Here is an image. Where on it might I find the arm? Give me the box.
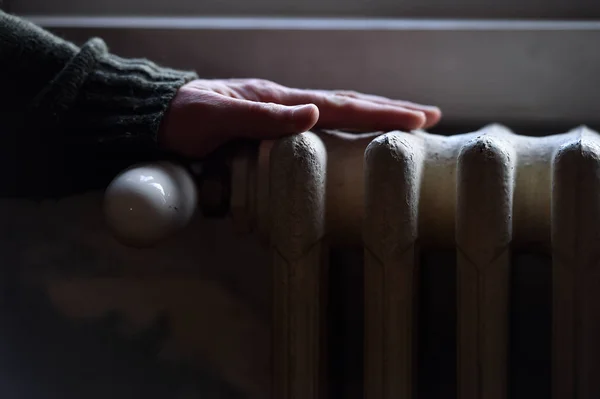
[0,11,443,199]
[0,11,197,198]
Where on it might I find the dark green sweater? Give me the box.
[0,11,198,198]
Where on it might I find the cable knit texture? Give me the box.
[0,10,198,198]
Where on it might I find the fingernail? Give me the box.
[427,106,442,117]
[291,104,319,130]
[413,110,427,128]
[291,104,316,116]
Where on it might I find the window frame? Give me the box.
[10,0,600,20]
[14,14,600,130]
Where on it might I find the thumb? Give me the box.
[159,90,320,158]
[224,99,319,140]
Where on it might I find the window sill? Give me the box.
[22,15,600,128]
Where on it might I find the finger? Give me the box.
[159,89,319,158]
[279,90,427,131]
[328,90,442,128]
[216,95,320,140]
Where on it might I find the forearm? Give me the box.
[0,11,198,198]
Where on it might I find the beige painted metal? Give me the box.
[241,125,574,250]
[456,135,515,399]
[363,133,424,399]
[106,124,600,399]
[235,125,598,399]
[268,133,328,399]
[551,129,600,399]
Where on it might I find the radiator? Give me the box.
[104,124,600,399]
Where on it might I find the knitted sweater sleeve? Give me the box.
[0,11,198,198]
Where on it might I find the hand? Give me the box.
[158,78,441,158]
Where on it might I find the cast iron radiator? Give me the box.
[104,124,600,399]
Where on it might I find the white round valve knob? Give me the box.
[103,162,198,247]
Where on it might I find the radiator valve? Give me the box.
[103,162,198,247]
